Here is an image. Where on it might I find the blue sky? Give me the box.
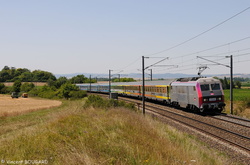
[1,0,250,77]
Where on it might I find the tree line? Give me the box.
[0,66,137,99]
[0,66,56,82]
[0,66,97,99]
[217,77,245,89]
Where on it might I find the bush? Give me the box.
[57,83,79,99]
[0,83,5,94]
[84,95,135,110]
[20,82,35,92]
[28,85,57,99]
[69,90,87,100]
[28,83,87,100]
[0,86,11,94]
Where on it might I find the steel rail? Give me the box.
[209,116,250,129]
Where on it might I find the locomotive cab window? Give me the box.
[211,83,220,90]
[200,84,209,91]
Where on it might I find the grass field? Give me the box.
[0,98,238,165]
[241,82,250,87]
[224,89,250,101]
[223,89,250,117]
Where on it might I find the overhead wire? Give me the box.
[145,6,250,57]
[114,6,250,76]
[154,38,250,73]
[170,36,250,60]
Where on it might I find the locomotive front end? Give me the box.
[198,79,226,113]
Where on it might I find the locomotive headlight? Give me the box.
[217,97,222,101]
[203,98,208,102]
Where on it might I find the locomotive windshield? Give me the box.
[211,83,220,90]
[200,83,221,91]
[200,84,209,91]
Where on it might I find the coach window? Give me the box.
[193,86,196,91]
[159,87,162,93]
[162,88,166,93]
[163,87,166,93]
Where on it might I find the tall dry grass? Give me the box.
[0,98,236,165]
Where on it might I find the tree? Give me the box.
[54,76,68,88]
[57,83,79,99]
[21,82,35,92]
[235,81,242,89]
[18,72,33,82]
[2,66,10,71]
[112,77,136,82]
[12,80,22,92]
[70,75,88,84]
[32,70,56,82]
[0,83,5,93]
[15,68,30,75]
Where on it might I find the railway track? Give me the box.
[212,114,250,128]
[89,93,250,163]
[118,96,250,151]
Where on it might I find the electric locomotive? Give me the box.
[170,77,225,113]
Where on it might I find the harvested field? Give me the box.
[0,94,62,117]
[3,82,47,86]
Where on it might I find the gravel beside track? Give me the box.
[212,114,250,127]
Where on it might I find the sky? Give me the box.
[1,0,250,77]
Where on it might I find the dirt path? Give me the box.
[0,95,62,117]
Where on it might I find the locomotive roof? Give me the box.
[173,77,220,83]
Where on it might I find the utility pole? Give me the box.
[109,70,112,98]
[227,55,233,114]
[89,75,92,93]
[142,56,145,115]
[149,69,152,81]
[142,56,169,115]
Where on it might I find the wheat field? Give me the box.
[0,94,61,117]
